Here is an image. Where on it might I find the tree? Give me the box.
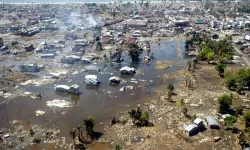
[84,116,95,140]
[128,107,149,127]
[224,72,237,90]
[182,107,188,116]
[206,52,215,61]
[216,63,226,76]
[177,98,184,106]
[139,110,149,126]
[128,43,142,62]
[218,94,232,113]
[224,116,237,126]
[243,110,250,127]
[128,109,137,124]
[114,145,122,150]
[236,105,243,116]
[69,128,77,145]
[167,83,174,93]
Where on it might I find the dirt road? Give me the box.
[234,46,250,67]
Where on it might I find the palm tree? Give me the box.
[69,128,77,145]
[84,116,95,140]
[182,107,188,116]
[128,109,137,124]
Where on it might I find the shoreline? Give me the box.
[0,1,240,5]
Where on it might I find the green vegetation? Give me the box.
[128,107,150,127]
[84,116,95,139]
[243,110,250,128]
[215,63,226,76]
[224,68,250,93]
[238,5,250,13]
[191,114,197,121]
[236,105,244,116]
[218,94,232,113]
[114,145,122,150]
[224,116,237,126]
[186,32,234,62]
[177,98,184,106]
[128,43,142,62]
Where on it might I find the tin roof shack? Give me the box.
[206,116,220,129]
[72,39,87,52]
[19,64,39,72]
[174,27,184,34]
[25,44,34,52]
[68,84,80,95]
[39,13,55,20]
[55,85,70,93]
[85,75,100,85]
[132,30,141,37]
[27,18,39,26]
[61,55,81,64]
[64,32,78,40]
[81,56,92,64]
[126,19,147,29]
[40,53,55,58]
[107,23,127,31]
[173,19,189,27]
[104,19,124,26]
[21,27,40,36]
[193,118,205,131]
[183,124,198,136]
[120,66,136,75]
[245,35,250,41]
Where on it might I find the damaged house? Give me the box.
[19,64,39,72]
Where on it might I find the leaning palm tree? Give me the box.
[69,128,77,145]
[84,116,95,140]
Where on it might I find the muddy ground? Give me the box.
[101,62,248,150]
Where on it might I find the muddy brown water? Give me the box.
[0,40,189,148]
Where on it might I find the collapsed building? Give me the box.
[19,64,39,72]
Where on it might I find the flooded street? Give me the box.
[0,40,187,142]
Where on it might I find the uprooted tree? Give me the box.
[84,116,95,140]
[128,107,149,127]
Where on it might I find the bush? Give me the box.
[216,63,226,74]
[236,105,243,116]
[218,94,232,113]
[224,116,237,126]
[177,99,184,106]
[243,110,250,127]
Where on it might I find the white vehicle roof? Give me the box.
[85,75,98,80]
[55,85,70,90]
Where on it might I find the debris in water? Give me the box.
[120,86,125,92]
[46,99,72,108]
[35,110,45,116]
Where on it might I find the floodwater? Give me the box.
[0,40,188,148]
